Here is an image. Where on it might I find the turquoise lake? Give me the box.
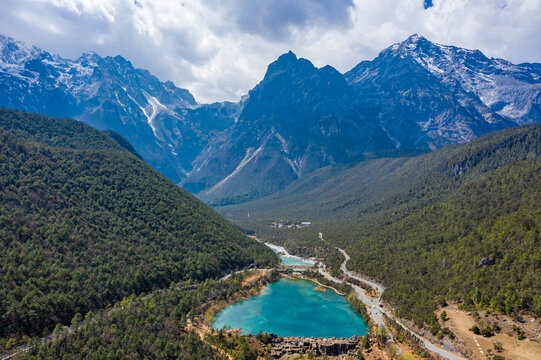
[271,248,312,266]
[213,278,368,338]
[280,256,312,266]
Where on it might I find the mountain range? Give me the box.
[0,34,238,184]
[1,34,540,204]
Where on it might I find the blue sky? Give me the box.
[0,0,539,103]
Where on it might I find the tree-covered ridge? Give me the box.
[0,109,277,341]
[348,160,541,328]
[0,108,139,155]
[16,276,267,360]
[219,124,541,246]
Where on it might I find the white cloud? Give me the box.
[0,0,539,103]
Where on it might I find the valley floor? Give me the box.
[264,240,464,359]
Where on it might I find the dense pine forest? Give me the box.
[16,273,278,360]
[349,159,541,329]
[0,109,277,344]
[219,124,541,329]
[1,107,539,356]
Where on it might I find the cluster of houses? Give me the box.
[270,219,311,229]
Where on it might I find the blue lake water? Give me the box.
[271,248,312,266]
[280,256,312,266]
[213,278,368,338]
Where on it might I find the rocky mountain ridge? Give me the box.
[1,34,539,203]
[188,36,540,204]
[183,51,394,201]
[0,34,236,184]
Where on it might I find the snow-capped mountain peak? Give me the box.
[1,33,540,204]
[0,34,221,184]
[0,34,42,65]
[348,34,541,127]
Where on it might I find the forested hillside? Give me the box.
[18,276,267,360]
[349,159,541,329]
[0,109,276,342]
[218,124,541,328]
[220,125,541,243]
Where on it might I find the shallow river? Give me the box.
[213,278,368,338]
[280,256,312,266]
[270,247,313,266]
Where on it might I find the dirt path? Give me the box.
[438,305,541,360]
[241,270,268,286]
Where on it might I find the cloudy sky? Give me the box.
[1,0,540,103]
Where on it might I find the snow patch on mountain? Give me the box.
[285,157,301,177]
[0,33,202,184]
[205,144,264,194]
[274,131,289,153]
[142,92,169,139]
[384,34,541,125]
[0,35,41,64]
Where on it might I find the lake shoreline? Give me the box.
[262,241,346,296]
[212,276,368,339]
[264,242,316,265]
[201,270,281,328]
[301,275,346,296]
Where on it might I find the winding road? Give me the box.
[311,232,465,360]
[321,241,466,360]
[5,242,466,360]
[337,248,386,327]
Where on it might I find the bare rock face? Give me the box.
[1,33,539,202]
[345,34,540,151]
[266,334,359,358]
[187,36,540,205]
[0,34,237,185]
[184,51,395,204]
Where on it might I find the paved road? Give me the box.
[2,343,38,360]
[336,248,387,328]
[219,264,257,281]
[338,249,385,295]
[316,263,386,328]
[5,246,465,360]
[224,241,466,360]
[391,316,466,360]
[1,332,57,360]
[0,281,214,360]
[331,243,466,360]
